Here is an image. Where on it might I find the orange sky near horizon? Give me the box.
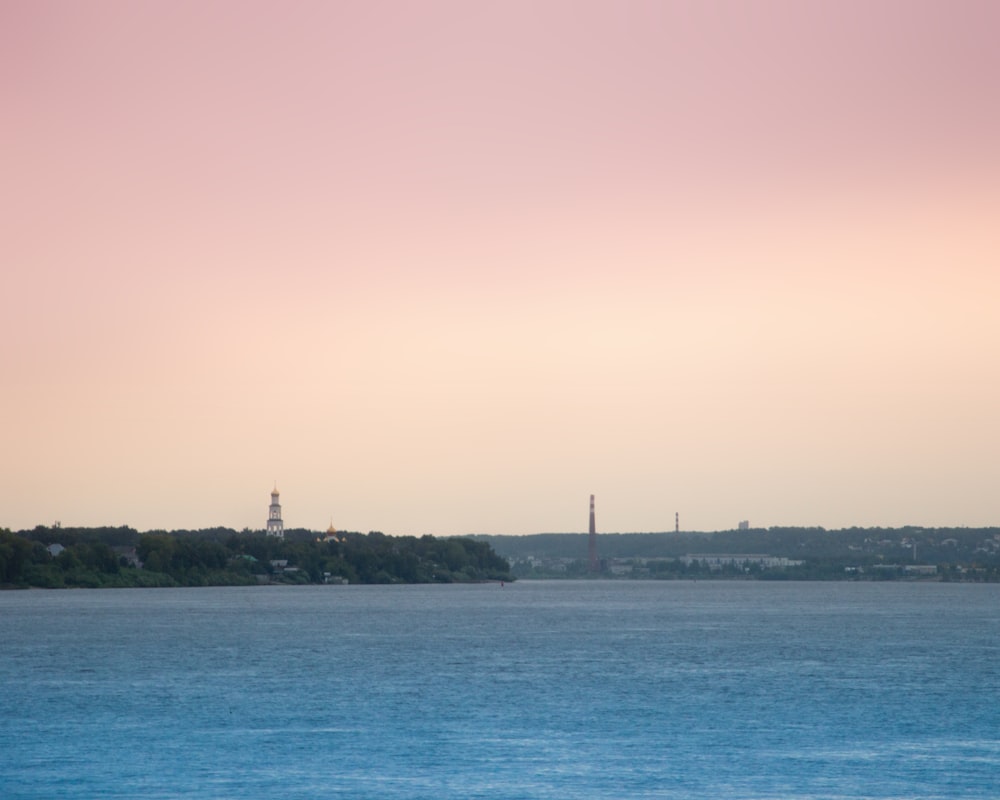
[3,1,999,535]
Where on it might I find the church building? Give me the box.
[266,485,284,538]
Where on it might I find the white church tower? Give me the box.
[266,485,284,538]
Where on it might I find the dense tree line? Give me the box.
[478,527,1000,561]
[0,526,512,589]
[6,524,998,587]
[477,527,1000,581]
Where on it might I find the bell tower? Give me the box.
[267,485,284,538]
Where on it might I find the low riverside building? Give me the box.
[869,564,938,576]
[112,546,142,568]
[681,554,804,570]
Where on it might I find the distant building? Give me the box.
[738,520,750,531]
[112,546,142,568]
[46,543,65,557]
[266,485,284,538]
[320,521,340,543]
[871,564,938,576]
[681,554,803,570]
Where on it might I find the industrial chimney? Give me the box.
[588,494,598,573]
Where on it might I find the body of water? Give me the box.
[1,580,998,798]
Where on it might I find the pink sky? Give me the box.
[3,1,999,535]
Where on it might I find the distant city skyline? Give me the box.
[3,2,999,536]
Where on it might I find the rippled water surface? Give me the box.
[2,581,998,798]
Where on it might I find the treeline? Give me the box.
[0,526,513,589]
[476,527,1000,581]
[477,527,1000,563]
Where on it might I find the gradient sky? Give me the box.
[3,1,999,536]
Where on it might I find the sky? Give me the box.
[3,1,999,536]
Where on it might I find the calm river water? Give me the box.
[1,581,998,799]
